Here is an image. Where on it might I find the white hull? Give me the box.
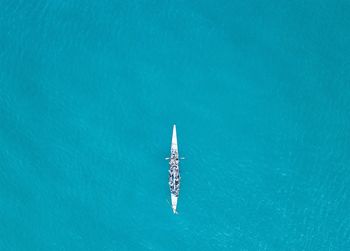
[172,125,178,150]
[171,194,178,214]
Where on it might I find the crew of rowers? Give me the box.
[169,150,180,196]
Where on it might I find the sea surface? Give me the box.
[1,1,350,250]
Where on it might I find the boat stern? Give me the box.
[171,194,178,214]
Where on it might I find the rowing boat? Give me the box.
[168,124,180,214]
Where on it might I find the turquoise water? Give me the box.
[1,1,350,250]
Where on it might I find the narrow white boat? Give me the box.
[168,124,180,214]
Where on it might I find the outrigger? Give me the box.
[166,125,181,214]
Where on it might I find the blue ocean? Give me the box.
[1,1,349,250]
